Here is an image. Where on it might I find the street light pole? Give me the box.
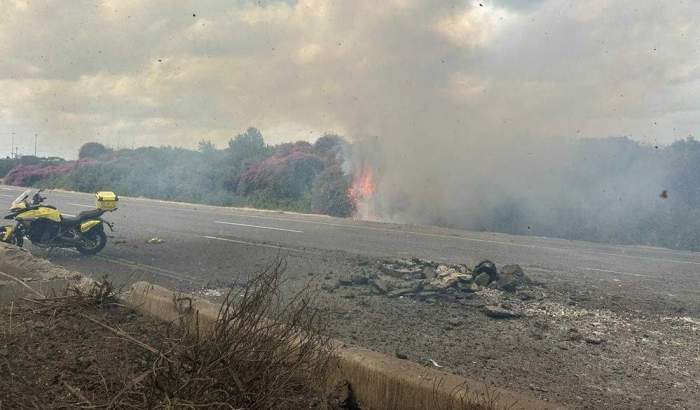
[34,134,38,157]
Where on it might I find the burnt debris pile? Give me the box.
[331,258,533,301]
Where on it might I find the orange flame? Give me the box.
[348,165,377,220]
[349,166,376,201]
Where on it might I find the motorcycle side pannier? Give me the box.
[96,191,119,210]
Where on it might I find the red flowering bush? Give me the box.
[239,146,324,200]
[4,160,94,187]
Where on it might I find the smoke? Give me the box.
[1,1,699,237]
[349,133,669,240]
[330,0,700,234]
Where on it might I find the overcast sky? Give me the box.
[0,0,698,158]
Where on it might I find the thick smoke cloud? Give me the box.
[1,0,699,233]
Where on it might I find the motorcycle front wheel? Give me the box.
[77,230,107,255]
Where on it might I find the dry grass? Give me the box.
[138,258,336,409]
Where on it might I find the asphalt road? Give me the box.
[2,184,699,314]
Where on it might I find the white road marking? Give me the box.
[214,221,303,233]
[526,265,652,279]
[584,267,650,278]
[69,203,94,208]
[202,235,303,252]
[61,248,198,284]
[61,213,76,217]
[96,254,197,283]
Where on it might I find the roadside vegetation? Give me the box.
[1,128,355,216]
[5,131,700,251]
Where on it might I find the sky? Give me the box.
[0,0,698,158]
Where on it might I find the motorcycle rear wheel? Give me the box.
[77,230,107,255]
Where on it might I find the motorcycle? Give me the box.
[1,189,118,255]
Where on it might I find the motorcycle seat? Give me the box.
[62,209,104,225]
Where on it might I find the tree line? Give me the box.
[1,128,354,216]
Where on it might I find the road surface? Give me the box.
[3,184,700,408]
[0,184,698,313]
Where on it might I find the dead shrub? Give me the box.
[136,258,335,409]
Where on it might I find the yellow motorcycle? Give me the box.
[1,189,118,255]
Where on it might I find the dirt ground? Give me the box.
[304,257,700,410]
[0,295,175,408]
[0,293,345,409]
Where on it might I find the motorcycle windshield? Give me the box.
[11,189,31,209]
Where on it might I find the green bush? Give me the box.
[0,158,18,177]
[78,142,113,159]
[311,165,354,217]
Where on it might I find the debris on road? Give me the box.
[483,305,522,319]
[147,237,165,244]
[474,272,491,287]
[584,335,605,345]
[530,384,549,393]
[428,358,444,368]
[497,264,528,292]
[333,258,533,304]
[327,257,539,323]
[379,261,423,279]
[474,260,499,281]
[566,327,583,341]
[197,288,225,297]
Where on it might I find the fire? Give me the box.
[349,166,376,201]
[348,165,378,220]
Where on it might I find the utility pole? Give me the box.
[34,134,38,157]
[10,132,14,159]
